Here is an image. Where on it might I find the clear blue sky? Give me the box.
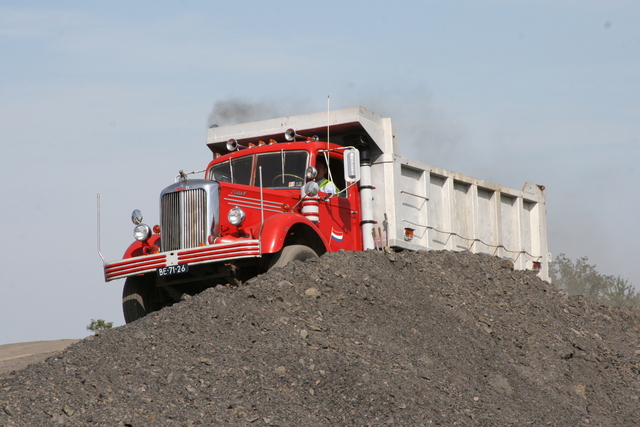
[1,1,638,344]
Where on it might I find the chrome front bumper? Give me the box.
[104,239,261,282]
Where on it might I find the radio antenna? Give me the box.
[325,96,333,182]
[97,193,105,265]
[326,95,330,150]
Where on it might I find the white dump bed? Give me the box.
[371,154,549,280]
[206,106,550,280]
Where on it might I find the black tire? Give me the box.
[122,276,171,324]
[268,245,318,270]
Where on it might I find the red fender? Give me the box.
[122,234,162,258]
[258,213,329,255]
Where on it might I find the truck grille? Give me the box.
[161,189,207,251]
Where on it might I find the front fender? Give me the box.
[122,234,162,258]
[259,213,329,255]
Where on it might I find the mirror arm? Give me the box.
[290,190,315,212]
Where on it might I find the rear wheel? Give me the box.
[122,276,172,324]
[268,245,318,269]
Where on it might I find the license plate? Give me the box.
[157,264,189,277]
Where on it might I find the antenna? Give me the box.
[97,193,105,265]
[327,96,330,150]
[325,96,332,182]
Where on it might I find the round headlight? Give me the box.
[134,224,152,241]
[228,207,246,226]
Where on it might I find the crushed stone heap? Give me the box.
[2,250,640,426]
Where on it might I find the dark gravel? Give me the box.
[2,250,640,426]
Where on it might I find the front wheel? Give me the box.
[268,245,318,270]
[122,276,172,324]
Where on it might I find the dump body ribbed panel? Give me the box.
[161,189,207,252]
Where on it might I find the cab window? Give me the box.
[258,151,308,189]
[208,156,253,185]
[319,156,347,197]
[208,150,308,189]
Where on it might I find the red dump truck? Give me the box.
[100,106,549,323]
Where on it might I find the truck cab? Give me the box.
[105,131,362,323]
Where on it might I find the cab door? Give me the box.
[316,155,362,251]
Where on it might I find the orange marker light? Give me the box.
[404,228,414,241]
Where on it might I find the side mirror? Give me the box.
[131,209,143,225]
[301,181,319,198]
[344,148,360,183]
[306,165,318,180]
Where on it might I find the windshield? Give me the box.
[258,151,308,188]
[208,150,308,189]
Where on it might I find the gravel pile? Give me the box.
[2,250,640,426]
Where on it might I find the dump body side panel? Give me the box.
[370,154,549,281]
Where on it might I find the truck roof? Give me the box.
[206,106,398,156]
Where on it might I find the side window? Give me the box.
[231,156,253,185]
[321,156,347,197]
[208,156,253,185]
[209,162,231,183]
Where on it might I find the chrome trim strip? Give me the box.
[226,202,282,213]
[224,196,283,209]
[225,194,283,206]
